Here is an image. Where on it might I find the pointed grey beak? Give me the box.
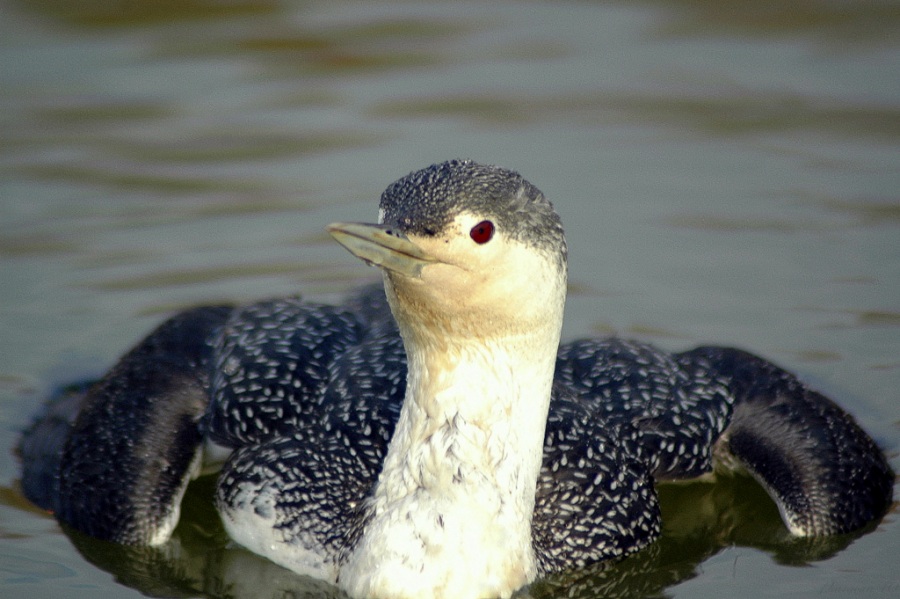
[327,222,438,278]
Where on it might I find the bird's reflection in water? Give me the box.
[63,472,863,599]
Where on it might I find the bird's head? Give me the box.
[328,160,567,346]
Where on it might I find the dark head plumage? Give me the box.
[378,160,567,264]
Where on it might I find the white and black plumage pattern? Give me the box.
[210,289,673,576]
[18,160,894,597]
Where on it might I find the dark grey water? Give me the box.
[1,1,897,598]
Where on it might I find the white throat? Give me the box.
[339,281,563,599]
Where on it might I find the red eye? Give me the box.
[469,220,495,244]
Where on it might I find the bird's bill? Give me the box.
[327,222,438,278]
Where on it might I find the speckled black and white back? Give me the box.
[207,289,891,573]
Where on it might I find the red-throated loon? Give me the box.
[19,160,894,599]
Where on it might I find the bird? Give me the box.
[18,160,894,599]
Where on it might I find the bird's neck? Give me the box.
[340,314,561,599]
